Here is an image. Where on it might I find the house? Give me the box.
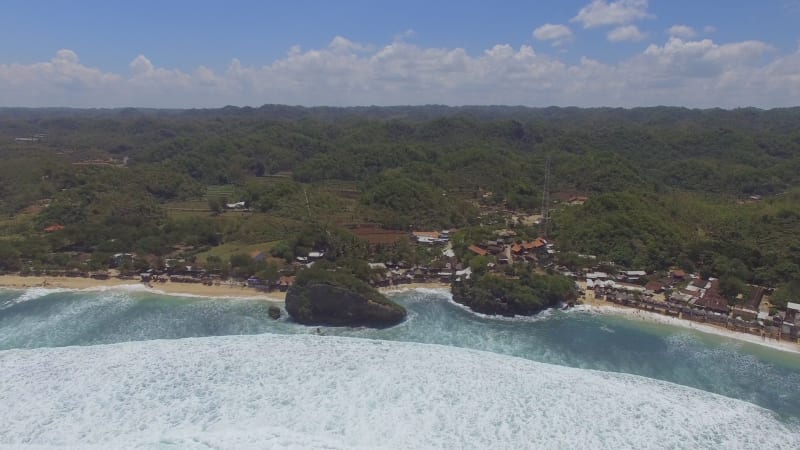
[90,270,110,280]
[412,231,441,243]
[225,201,247,209]
[110,253,135,268]
[437,271,453,282]
[670,291,697,304]
[690,278,712,290]
[731,307,758,321]
[495,229,517,238]
[746,286,765,310]
[694,279,730,314]
[486,243,504,255]
[468,245,488,256]
[247,277,267,288]
[644,280,664,293]
[585,272,610,280]
[568,195,589,206]
[624,270,647,281]
[613,282,647,293]
[671,269,686,280]
[308,251,325,260]
[278,276,295,292]
[455,267,472,281]
[786,303,800,339]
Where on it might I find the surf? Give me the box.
[1,333,798,449]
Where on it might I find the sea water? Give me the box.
[1,287,799,448]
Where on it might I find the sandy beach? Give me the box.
[575,284,800,353]
[0,275,286,302]
[0,275,449,303]
[2,274,797,353]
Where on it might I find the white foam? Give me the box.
[582,304,800,354]
[1,334,797,449]
[78,283,152,293]
[142,286,284,303]
[383,286,451,297]
[2,284,283,304]
[0,287,70,310]
[445,295,559,323]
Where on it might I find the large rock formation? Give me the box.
[451,273,576,317]
[286,280,406,327]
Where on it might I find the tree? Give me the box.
[771,281,800,310]
[469,255,493,276]
[0,241,21,271]
[719,275,745,305]
[208,198,223,215]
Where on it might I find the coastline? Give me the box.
[0,275,449,303]
[578,303,800,354]
[2,275,798,354]
[379,282,451,294]
[576,286,800,354]
[0,275,286,303]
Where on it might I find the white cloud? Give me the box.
[668,25,697,39]
[0,37,796,108]
[608,25,647,42]
[572,0,651,28]
[129,55,154,74]
[533,24,573,46]
[703,25,716,34]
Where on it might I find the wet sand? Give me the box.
[0,275,285,302]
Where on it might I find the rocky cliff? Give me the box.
[286,282,406,327]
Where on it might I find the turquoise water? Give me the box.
[2,287,799,421]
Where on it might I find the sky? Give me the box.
[1,0,799,108]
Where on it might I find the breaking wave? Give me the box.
[1,334,798,449]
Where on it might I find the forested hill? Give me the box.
[3,105,800,199]
[1,105,799,291]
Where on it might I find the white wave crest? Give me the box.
[445,296,559,323]
[1,334,797,449]
[0,287,70,309]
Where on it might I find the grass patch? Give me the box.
[204,185,236,200]
[195,241,281,263]
[164,200,210,211]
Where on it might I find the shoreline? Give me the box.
[576,287,800,354]
[0,275,286,303]
[577,303,800,354]
[2,275,798,354]
[0,275,449,304]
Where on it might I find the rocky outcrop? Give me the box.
[268,305,281,320]
[285,282,406,327]
[451,274,576,317]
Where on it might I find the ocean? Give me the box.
[1,286,799,448]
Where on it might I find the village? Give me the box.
[9,198,799,346]
[4,183,799,345]
[121,219,799,345]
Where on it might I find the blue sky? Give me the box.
[1,0,799,107]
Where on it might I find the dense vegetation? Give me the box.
[452,272,577,316]
[294,264,389,305]
[287,264,406,326]
[1,105,799,298]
